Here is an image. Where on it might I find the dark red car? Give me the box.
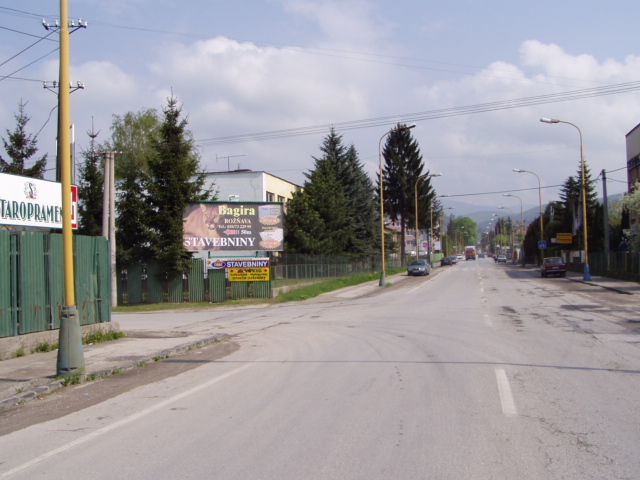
[540,257,566,277]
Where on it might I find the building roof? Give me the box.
[202,169,301,188]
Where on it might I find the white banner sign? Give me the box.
[0,173,77,229]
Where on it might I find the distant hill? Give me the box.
[443,193,626,235]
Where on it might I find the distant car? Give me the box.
[456,254,464,261]
[541,257,566,277]
[449,256,458,265]
[408,259,431,276]
[496,254,507,263]
[478,253,485,258]
[441,256,454,266]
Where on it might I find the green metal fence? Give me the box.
[0,231,112,338]
[118,259,274,305]
[117,253,395,305]
[580,250,640,281]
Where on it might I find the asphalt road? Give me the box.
[0,259,639,479]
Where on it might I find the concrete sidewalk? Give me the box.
[1,268,637,409]
[0,319,227,409]
[564,270,640,295]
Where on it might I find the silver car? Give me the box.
[407,259,431,276]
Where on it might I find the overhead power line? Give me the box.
[196,80,640,146]
[0,28,56,69]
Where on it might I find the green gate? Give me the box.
[0,231,111,338]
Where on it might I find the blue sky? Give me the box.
[1,0,640,213]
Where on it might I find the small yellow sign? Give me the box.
[228,268,270,282]
[556,233,573,244]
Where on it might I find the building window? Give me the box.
[266,192,275,202]
[277,195,285,203]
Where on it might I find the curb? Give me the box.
[0,333,228,410]
[565,276,633,295]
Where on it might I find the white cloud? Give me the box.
[282,0,386,48]
[5,2,639,207]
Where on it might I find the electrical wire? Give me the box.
[195,80,640,146]
[0,24,57,41]
[0,48,58,83]
[0,28,56,69]
[441,184,563,199]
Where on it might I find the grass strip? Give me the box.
[113,267,406,312]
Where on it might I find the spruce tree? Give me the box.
[76,128,104,236]
[285,157,351,255]
[342,144,380,257]
[0,101,47,178]
[284,128,379,257]
[557,176,581,239]
[580,162,604,253]
[557,163,603,253]
[381,123,433,261]
[116,159,153,266]
[285,173,350,255]
[145,95,211,278]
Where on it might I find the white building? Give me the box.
[202,170,301,204]
[626,123,640,227]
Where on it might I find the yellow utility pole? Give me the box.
[56,0,84,376]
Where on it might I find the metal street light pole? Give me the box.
[503,193,525,266]
[415,173,442,262]
[438,205,455,257]
[498,206,515,262]
[379,124,416,286]
[513,168,544,262]
[540,117,591,280]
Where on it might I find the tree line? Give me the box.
[4,98,638,273]
[488,162,632,263]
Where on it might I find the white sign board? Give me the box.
[0,173,77,229]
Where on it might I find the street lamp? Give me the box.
[503,193,525,266]
[379,123,416,286]
[513,168,544,261]
[540,117,590,280]
[498,206,514,262]
[440,206,455,256]
[415,173,442,261]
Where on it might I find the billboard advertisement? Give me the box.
[183,201,283,252]
[0,172,78,229]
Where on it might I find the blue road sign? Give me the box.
[538,240,547,249]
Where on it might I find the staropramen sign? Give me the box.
[0,172,78,229]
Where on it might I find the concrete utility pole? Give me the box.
[101,151,118,308]
[602,169,610,268]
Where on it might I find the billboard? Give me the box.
[0,172,78,229]
[183,201,283,252]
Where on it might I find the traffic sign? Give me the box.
[556,233,573,244]
[538,240,547,249]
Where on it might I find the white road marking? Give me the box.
[0,364,253,479]
[484,314,493,327]
[495,368,518,417]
